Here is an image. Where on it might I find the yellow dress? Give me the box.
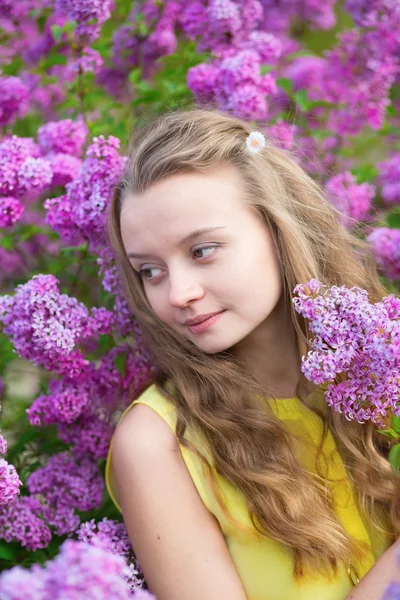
[105,384,392,600]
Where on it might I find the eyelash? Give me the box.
[138,244,221,281]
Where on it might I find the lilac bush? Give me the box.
[0,0,400,594]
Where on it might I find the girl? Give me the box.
[105,108,400,600]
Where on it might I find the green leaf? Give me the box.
[0,540,17,561]
[276,77,294,94]
[51,24,63,42]
[295,89,310,111]
[389,443,400,473]
[392,415,400,435]
[386,211,400,229]
[260,65,274,74]
[114,352,127,376]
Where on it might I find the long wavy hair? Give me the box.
[108,107,400,578]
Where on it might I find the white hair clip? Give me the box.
[246,131,266,154]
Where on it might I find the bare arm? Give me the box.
[345,539,400,600]
[111,403,248,600]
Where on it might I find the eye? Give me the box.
[192,245,219,259]
[139,266,163,281]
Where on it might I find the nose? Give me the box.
[168,268,204,308]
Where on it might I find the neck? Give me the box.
[232,294,304,399]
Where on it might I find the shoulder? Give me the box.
[112,384,179,465]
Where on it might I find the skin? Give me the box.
[115,164,399,599]
[120,163,301,398]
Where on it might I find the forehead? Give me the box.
[120,165,249,247]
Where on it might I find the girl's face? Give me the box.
[120,164,282,354]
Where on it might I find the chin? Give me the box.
[191,335,242,355]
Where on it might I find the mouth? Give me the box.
[185,310,226,334]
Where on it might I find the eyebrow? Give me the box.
[127,226,227,260]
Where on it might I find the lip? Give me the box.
[183,311,223,326]
[184,310,225,334]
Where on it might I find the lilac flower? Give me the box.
[46,153,82,187]
[0,434,7,454]
[0,539,156,600]
[0,274,115,378]
[179,2,208,39]
[77,518,146,590]
[0,459,22,506]
[367,228,400,282]
[325,172,375,227]
[112,25,140,70]
[45,136,126,252]
[187,63,219,103]
[384,582,400,600]
[293,279,400,426]
[27,452,104,523]
[37,119,88,157]
[0,495,52,551]
[0,76,29,126]
[16,157,53,197]
[27,378,90,426]
[55,0,113,42]
[378,153,400,206]
[207,0,242,37]
[0,136,40,196]
[58,414,114,460]
[0,196,24,228]
[69,48,104,75]
[269,120,298,150]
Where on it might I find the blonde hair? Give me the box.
[108,107,399,578]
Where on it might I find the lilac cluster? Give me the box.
[0,433,7,454]
[68,47,104,75]
[378,153,400,206]
[0,76,30,126]
[77,518,146,590]
[44,135,126,252]
[0,136,51,201]
[0,495,52,551]
[55,0,113,42]
[259,0,337,33]
[0,459,22,506]
[325,171,375,228]
[0,196,24,228]
[367,228,400,282]
[0,274,115,378]
[37,119,87,157]
[293,279,400,426]
[184,0,282,120]
[0,539,156,600]
[26,452,104,536]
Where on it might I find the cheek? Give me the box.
[144,287,174,324]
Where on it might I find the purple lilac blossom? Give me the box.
[55,0,113,42]
[46,153,82,187]
[378,153,400,206]
[384,582,400,600]
[0,433,7,454]
[268,120,298,150]
[0,539,157,600]
[0,196,24,228]
[0,495,52,551]
[26,452,104,522]
[0,76,29,126]
[325,172,375,227]
[0,136,40,196]
[0,459,22,506]
[37,119,88,157]
[293,279,400,425]
[68,48,104,75]
[77,518,146,590]
[45,136,125,252]
[367,228,400,282]
[16,157,53,198]
[0,274,115,378]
